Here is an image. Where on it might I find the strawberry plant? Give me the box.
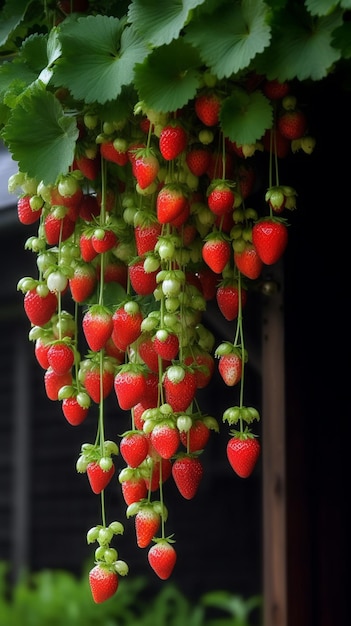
[0,0,349,605]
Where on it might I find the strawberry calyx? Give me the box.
[206,178,236,195]
[126,498,167,521]
[215,341,248,363]
[76,440,119,473]
[223,406,260,426]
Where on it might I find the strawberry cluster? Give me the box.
[12,75,314,602]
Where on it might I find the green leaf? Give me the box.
[305,0,351,15]
[0,59,38,100]
[185,0,271,79]
[52,15,149,104]
[332,22,351,58]
[133,39,202,112]
[255,9,344,81]
[0,0,31,47]
[127,0,206,46]
[220,88,273,144]
[1,82,79,184]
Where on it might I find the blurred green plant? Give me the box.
[0,561,262,626]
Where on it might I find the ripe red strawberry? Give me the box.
[207,181,235,216]
[237,164,256,199]
[83,360,115,403]
[78,193,101,221]
[89,564,118,604]
[172,454,203,499]
[262,79,290,100]
[153,331,179,361]
[163,365,197,412]
[196,267,219,300]
[82,305,113,351]
[120,431,149,468]
[34,336,52,369]
[218,353,242,386]
[142,371,159,407]
[134,222,162,255]
[47,341,75,375]
[180,419,210,452]
[202,234,231,274]
[74,154,100,180]
[44,211,75,244]
[69,262,97,303]
[128,258,158,296]
[104,337,125,364]
[50,184,83,210]
[134,506,161,548]
[183,350,214,389]
[148,540,177,580]
[44,367,73,401]
[133,149,160,189]
[62,396,89,426]
[91,228,118,253]
[252,218,288,265]
[234,243,263,279]
[159,123,187,160]
[186,146,211,176]
[100,140,129,166]
[121,474,148,505]
[79,232,98,262]
[195,91,221,126]
[216,281,247,321]
[114,364,147,410]
[86,461,115,494]
[150,423,180,460]
[278,109,307,140]
[156,183,188,224]
[17,195,42,225]
[111,303,143,351]
[24,287,58,326]
[144,456,172,491]
[58,0,89,15]
[226,433,260,478]
[97,258,128,288]
[137,333,171,374]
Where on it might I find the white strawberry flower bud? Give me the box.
[46,270,68,294]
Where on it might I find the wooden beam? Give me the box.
[261,263,287,626]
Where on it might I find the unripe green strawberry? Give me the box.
[172,454,203,499]
[148,539,177,580]
[89,564,118,604]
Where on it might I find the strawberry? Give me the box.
[150,423,180,460]
[262,79,290,100]
[183,349,214,389]
[79,232,98,262]
[34,336,52,369]
[128,258,158,296]
[58,0,89,14]
[114,364,147,410]
[91,228,118,253]
[179,419,210,452]
[134,222,162,256]
[133,148,160,189]
[207,180,235,216]
[69,262,97,303]
[44,367,73,401]
[97,258,128,288]
[218,352,242,386]
[172,454,203,499]
[163,365,197,412]
[237,164,256,199]
[133,402,147,430]
[62,396,89,426]
[100,140,129,166]
[159,123,187,160]
[111,303,143,351]
[278,109,307,140]
[78,193,101,221]
[120,431,149,468]
[121,473,148,505]
[143,456,172,491]
[134,506,161,548]
[142,371,159,407]
[185,146,211,176]
[196,267,219,300]
[17,194,42,225]
[226,433,260,478]
[252,218,288,265]
[104,337,125,364]
[148,539,177,580]
[24,287,58,326]
[195,91,221,126]
[50,184,83,210]
[47,341,75,375]
[89,564,118,604]
[82,305,113,351]
[202,233,231,274]
[82,359,115,403]
[234,243,263,279]
[74,154,100,181]
[43,211,75,245]
[153,331,179,361]
[216,280,247,321]
[86,461,115,494]
[137,333,161,373]
[156,183,188,224]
